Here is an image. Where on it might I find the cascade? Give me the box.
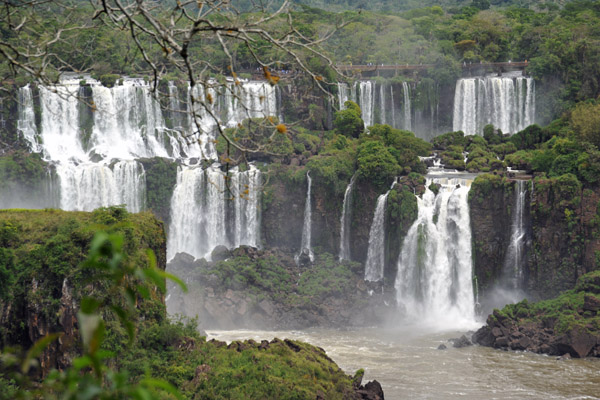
[295,172,314,264]
[15,77,277,216]
[402,82,412,132]
[338,173,357,262]
[502,180,528,289]
[453,72,535,135]
[395,177,475,326]
[337,81,414,131]
[358,81,375,127]
[364,178,397,282]
[167,164,262,261]
[17,84,41,152]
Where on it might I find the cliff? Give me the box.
[469,173,600,314]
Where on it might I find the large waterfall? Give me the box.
[15,77,276,259]
[167,165,262,261]
[295,172,314,264]
[395,177,475,327]
[364,179,397,282]
[337,81,412,131]
[503,180,529,289]
[453,72,535,136]
[339,173,356,262]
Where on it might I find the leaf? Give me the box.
[141,378,183,400]
[80,297,102,314]
[110,305,136,344]
[22,333,62,374]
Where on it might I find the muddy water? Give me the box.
[208,327,600,400]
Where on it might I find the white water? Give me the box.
[17,85,41,152]
[295,172,314,264]
[402,82,412,132]
[339,173,357,262]
[395,177,475,328]
[168,164,262,261]
[453,72,535,135]
[337,81,413,132]
[16,77,275,224]
[364,178,397,282]
[503,180,528,289]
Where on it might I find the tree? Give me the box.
[334,100,364,138]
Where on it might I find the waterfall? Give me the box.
[395,177,475,327]
[15,77,277,216]
[295,172,314,264]
[402,82,412,132]
[339,173,357,262]
[503,180,528,289]
[453,72,535,135]
[390,85,397,129]
[379,84,387,126]
[359,81,375,128]
[364,178,397,282]
[17,85,41,153]
[167,164,262,261]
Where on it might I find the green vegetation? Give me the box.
[197,251,364,309]
[0,210,364,399]
[493,270,600,335]
[140,157,178,223]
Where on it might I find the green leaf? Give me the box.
[141,377,183,400]
[22,333,62,374]
[80,297,102,314]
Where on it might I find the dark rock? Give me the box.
[258,340,270,350]
[284,339,302,352]
[450,335,472,348]
[296,248,313,266]
[211,245,231,262]
[437,344,447,350]
[583,294,600,312]
[557,353,571,361]
[356,380,385,400]
[495,336,509,347]
[472,326,494,347]
[552,327,597,358]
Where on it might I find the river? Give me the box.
[208,327,600,400]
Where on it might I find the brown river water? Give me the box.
[209,327,600,400]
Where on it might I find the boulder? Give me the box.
[437,344,447,350]
[356,380,385,400]
[450,335,472,348]
[583,294,600,312]
[211,245,231,262]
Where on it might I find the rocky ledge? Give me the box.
[167,246,393,329]
[472,271,600,358]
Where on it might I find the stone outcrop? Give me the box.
[166,247,394,329]
[472,271,600,358]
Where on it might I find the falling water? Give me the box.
[16,78,277,215]
[17,85,41,153]
[402,82,412,132]
[364,178,397,282]
[503,180,528,289]
[339,173,357,262]
[168,164,262,261]
[295,172,314,264]
[395,177,475,327]
[359,81,375,128]
[453,72,535,135]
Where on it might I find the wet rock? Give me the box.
[356,380,385,400]
[211,245,231,262]
[296,248,313,267]
[450,335,472,348]
[557,353,571,360]
[437,344,447,350]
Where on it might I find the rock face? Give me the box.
[469,174,600,311]
[166,246,393,329]
[472,271,600,358]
